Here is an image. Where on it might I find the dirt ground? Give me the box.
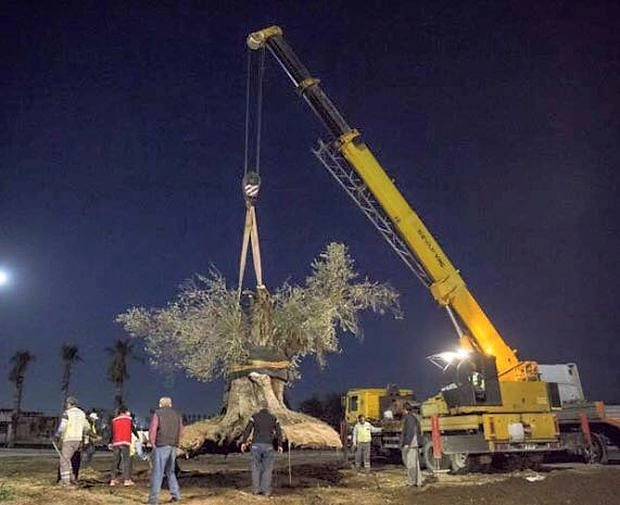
[0,450,619,505]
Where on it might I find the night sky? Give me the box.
[1,0,619,420]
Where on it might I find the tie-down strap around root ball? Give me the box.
[228,359,291,381]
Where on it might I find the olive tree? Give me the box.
[117,242,399,454]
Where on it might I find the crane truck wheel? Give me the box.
[449,452,471,474]
[422,441,450,471]
[492,453,524,472]
[587,433,609,465]
[522,453,543,471]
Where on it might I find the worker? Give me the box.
[134,428,151,462]
[147,396,183,505]
[352,414,380,472]
[55,410,99,483]
[109,405,135,486]
[400,402,423,486]
[54,396,90,487]
[240,407,284,497]
[81,411,100,467]
[126,412,143,477]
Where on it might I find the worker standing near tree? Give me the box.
[352,414,378,472]
[147,396,183,505]
[400,402,423,486]
[109,405,135,486]
[54,396,89,487]
[240,407,283,497]
[81,412,100,467]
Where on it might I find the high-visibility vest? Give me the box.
[353,422,373,444]
[62,407,87,443]
[83,420,97,445]
[130,432,138,456]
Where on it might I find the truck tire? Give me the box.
[449,452,471,474]
[422,440,450,471]
[492,453,524,471]
[522,453,543,471]
[588,433,609,464]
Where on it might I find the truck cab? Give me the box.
[342,386,415,460]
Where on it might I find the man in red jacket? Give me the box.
[110,405,135,486]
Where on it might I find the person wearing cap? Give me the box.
[400,402,423,486]
[54,396,89,486]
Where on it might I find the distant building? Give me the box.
[0,409,59,445]
[184,413,213,423]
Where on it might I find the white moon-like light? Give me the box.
[0,270,9,286]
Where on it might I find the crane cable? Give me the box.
[238,47,266,297]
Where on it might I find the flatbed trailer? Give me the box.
[554,402,620,463]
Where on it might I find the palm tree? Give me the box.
[105,339,142,410]
[7,351,35,447]
[60,344,82,408]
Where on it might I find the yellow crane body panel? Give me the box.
[482,412,558,442]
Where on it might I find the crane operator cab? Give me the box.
[434,352,502,409]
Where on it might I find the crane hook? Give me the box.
[242,171,261,202]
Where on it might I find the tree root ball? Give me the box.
[180,372,342,455]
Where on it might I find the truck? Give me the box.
[246,26,619,471]
[340,366,620,468]
[341,386,416,462]
[539,363,620,464]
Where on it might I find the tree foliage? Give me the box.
[7,350,35,447]
[8,351,35,384]
[117,242,400,383]
[60,344,81,404]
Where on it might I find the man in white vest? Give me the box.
[55,396,89,486]
[352,414,380,472]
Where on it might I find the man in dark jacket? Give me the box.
[400,402,423,486]
[147,397,183,504]
[240,407,283,497]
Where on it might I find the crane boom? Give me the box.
[247,26,537,382]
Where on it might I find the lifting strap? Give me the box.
[237,199,264,296]
[237,47,267,298]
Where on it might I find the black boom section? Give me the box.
[264,34,352,139]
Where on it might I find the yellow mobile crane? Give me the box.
[247,26,561,472]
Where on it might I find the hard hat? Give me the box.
[89,412,99,420]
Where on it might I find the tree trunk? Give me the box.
[61,365,71,407]
[114,381,125,415]
[180,372,342,456]
[114,382,124,411]
[7,379,24,448]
